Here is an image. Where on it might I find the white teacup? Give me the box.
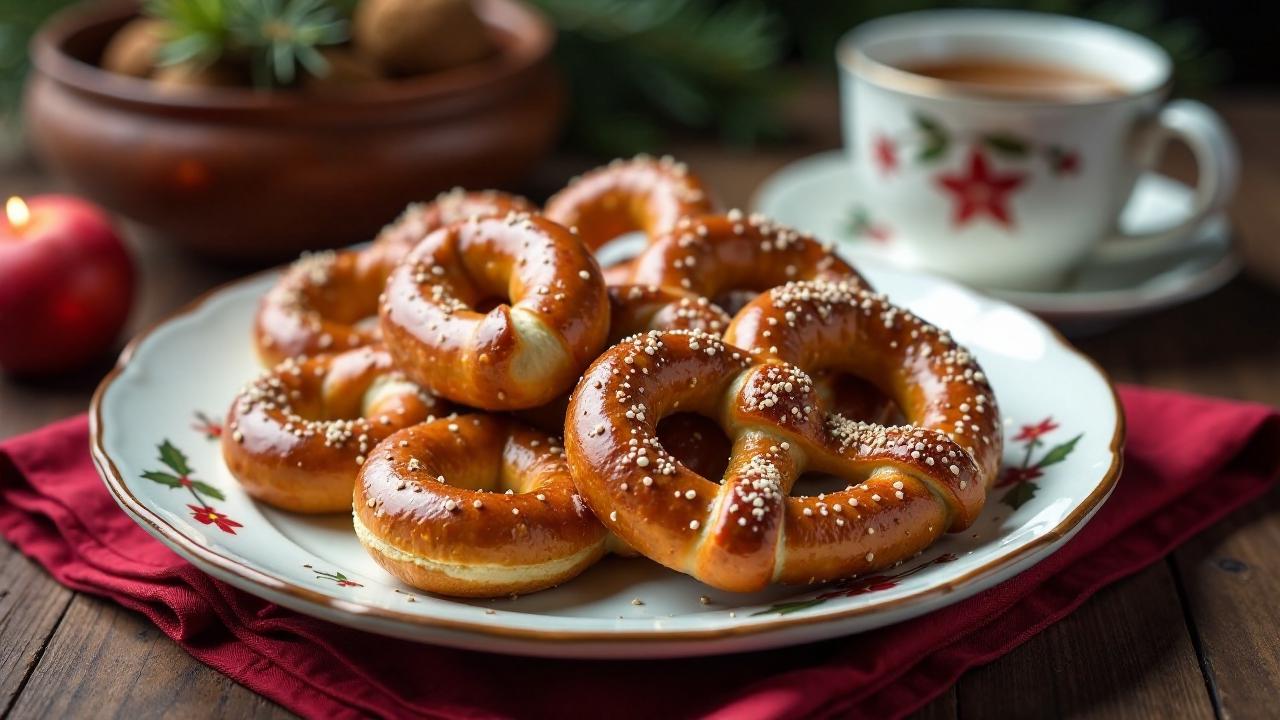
[837,10,1238,291]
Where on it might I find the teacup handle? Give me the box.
[1089,99,1238,265]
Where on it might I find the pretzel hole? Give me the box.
[655,412,731,480]
[472,296,505,314]
[791,471,858,497]
[822,374,905,426]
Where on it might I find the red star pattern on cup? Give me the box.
[935,148,1027,229]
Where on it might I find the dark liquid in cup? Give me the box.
[900,58,1128,100]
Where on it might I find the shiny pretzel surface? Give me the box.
[564,281,1000,592]
[223,346,445,513]
[379,213,610,410]
[255,191,535,367]
[354,414,608,597]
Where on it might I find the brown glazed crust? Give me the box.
[544,155,714,251]
[606,284,732,343]
[565,282,1001,592]
[354,414,608,597]
[222,346,445,513]
[723,280,1003,493]
[628,212,868,305]
[379,213,610,410]
[373,189,537,256]
[254,191,535,367]
[253,246,398,366]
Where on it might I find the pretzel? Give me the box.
[223,346,445,513]
[374,189,537,256]
[544,155,713,252]
[254,190,534,366]
[354,414,608,597]
[606,284,731,343]
[626,211,868,313]
[379,213,610,410]
[564,282,1000,592]
[513,283,731,436]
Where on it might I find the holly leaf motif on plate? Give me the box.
[190,480,225,501]
[158,440,194,476]
[751,598,825,616]
[142,470,183,488]
[1001,481,1039,510]
[1036,433,1083,469]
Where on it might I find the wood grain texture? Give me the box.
[0,544,74,715]
[6,594,295,720]
[1172,488,1280,720]
[911,687,957,720]
[956,563,1216,719]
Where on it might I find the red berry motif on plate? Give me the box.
[999,417,1082,510]
[305,565,363,587]
[191,410,223,440]
[844,205,893,244]
[141,440,242,534]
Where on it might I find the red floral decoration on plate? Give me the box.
[188,504,243,534]
[1000,417,1082,510]
[141,439,241,534]
[192,410,223,440]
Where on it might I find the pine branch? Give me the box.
[529,0,788,155]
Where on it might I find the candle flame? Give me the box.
[6,196,30,229]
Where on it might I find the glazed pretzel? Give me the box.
[606,284,731,343]
[254,190,534,366]
[565,283,1000,592]
[625,211,869,313]
[354,414,608,597]
[724,280,1002,485]
[513,283,730,437]
[223,346,445,513]
[545,155,713,252]
[379,213,610,410]
[373,189,536,256]
[254,247,398,366]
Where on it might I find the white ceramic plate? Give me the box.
[754,150,1241,335]
[91,260,1123,658]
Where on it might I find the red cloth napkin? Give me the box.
[1,386,1277,720]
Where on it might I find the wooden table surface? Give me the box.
[2,88,1278,719]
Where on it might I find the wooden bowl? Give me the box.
[25,0,563,261]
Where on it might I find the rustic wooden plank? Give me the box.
[1218,99,1280,290]
[1172,488,1280,720]
[7,593,295,720]
[910,686,957,720]
[956,563,1215,719]
[0,543,74,715]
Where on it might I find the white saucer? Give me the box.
[753,150,1241,335]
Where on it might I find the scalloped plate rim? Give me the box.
[90,257,1124,658]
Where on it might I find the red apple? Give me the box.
[0,194,135,375]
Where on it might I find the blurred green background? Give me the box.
[0,0,1252,157]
